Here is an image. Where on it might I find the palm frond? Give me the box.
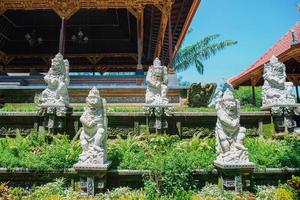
[174,34,237,75]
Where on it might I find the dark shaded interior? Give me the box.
[0,0,194,73]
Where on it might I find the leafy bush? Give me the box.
[233,86,262,107]
[256,184,296,200]
[0,132,299,171]
[0,131,81,169]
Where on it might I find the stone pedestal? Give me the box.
[145,104,171,133]
[214,161,255,193]
[74,161,112,197]
[261,104,300,133]
[37,105,73,134]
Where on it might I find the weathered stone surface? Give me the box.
[262,56,296,107]
[145,58,172,132]
[262,56,300,132]
[35,53,70,117]
[76,87,108,165]
[145,58,169,105]
[215,83,252,164]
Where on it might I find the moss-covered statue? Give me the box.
[187,83,217,107]
[36,53,70,116]
[77,87,108,165]
[145,57,168,105]
[215,84,250,163]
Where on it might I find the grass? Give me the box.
[0,103,262,112]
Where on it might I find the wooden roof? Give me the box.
[0,0,201,73]
[229,21,300,88]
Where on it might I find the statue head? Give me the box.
[49,53,66,76]
[153,57,161,67]
[86,87,102,109]
[221,88,238,116]
[265,55,286,80]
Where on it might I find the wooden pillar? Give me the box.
[136,8,144,75]
[168,10,174,73]
[296,85,300,103]
[59,17,66,55]
[252,86,256,106]
[154,4,172,59]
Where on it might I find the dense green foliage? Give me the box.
[1,180,298,200]
[0,132,299,199]
[0,132,299,171]
[0,132,80,169]
[233,86,262,107]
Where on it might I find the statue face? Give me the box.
[86,95,102,109]
[223,100,237,115]
[153,58,161,67]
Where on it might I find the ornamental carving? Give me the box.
[77,87,108,165]
[0,0,173,18]
[262,55,296,107]
[215,83,250,163]
[50,0,80,19]
[36,53,70,116]
[145,58,168,105]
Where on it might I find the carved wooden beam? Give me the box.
[154,2,173,58]
[250,74,261,86]
[0,50,14,65]
[6,52,137,59]
[0,0,168,18]
[86,55,104,65]
[41,55,52,65]
[287,74,300,85]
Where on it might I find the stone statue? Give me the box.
[36,53,70,116]
[145,58,171,132]
[77,87,108,165]
[215,84,250,163]
[262,56,299,132]
[145,57,168,105]
[262,55,295,107]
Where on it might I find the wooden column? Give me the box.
[250,75,259,106]
[296,85,300,103]
[59,17,66,55]
[252,86,256,106]
[168,10,174,73]
[154,3,172,58]
[136,7,144,74]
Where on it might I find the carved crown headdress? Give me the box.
[153,57,161,66]
[222,88,235,101]
[49,53,68,76]
[88,87,100,98]
[264,55,285,74]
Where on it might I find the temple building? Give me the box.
[229,21,300,102]
[0,0,201,104]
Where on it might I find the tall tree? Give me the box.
[174,34,237,74]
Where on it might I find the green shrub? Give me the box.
[0,131,81,169]
[233,86,262,107]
